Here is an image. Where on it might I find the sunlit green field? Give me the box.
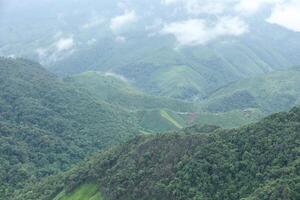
[55,183,103,200]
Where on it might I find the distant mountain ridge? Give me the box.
[202,67,300,113]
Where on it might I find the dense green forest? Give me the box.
[14,106,300,200]
[0,57,141,198]
[0,57,262,199]
[1,57,299,200]
[2,1,300,199]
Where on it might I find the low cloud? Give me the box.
[104,72,128,82]
[267,0,300,32]
[110,10,137,32]
[36,36,75,64]
[55,37,74,51]
[162,16,248,46]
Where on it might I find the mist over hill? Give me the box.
[2,0,300,99]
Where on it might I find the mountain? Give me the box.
[15,106,300,200]
[50,25,300,100]
[0,57,140,198]
[202,67,300,113]
[0,57,264,199]
[2,1,300,100]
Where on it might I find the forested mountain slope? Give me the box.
[0,58,140,198]
[50,27,300,100]
[202,67,300,113]
[15,106,300,200]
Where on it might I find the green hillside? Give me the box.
[203,67,300,113]
[64,71,198,112]
[54,183,103,200]
[0,58,140,198]
[15,106,300,200]
[191,108,264,128]
[64,71,264,130]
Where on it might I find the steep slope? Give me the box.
[0,58,140,198]
[16,107,300,200]
[203,67,300,113]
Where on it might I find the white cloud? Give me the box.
[36,36,75,64]
[161,0,287,16]
[235,0,283,14]
[36,48,47,58]
[267,0,300,32]
[235,0,264,14]
[55,37,74,51]
[185,0,225,15]
[110,10,138,32]
[162,17,248,46]
[161,0,227,15]
[161,0,181,5]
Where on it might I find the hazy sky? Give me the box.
[1,0,300,60]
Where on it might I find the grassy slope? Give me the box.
[160,110,183,129]
[55,183,103,200]
[192,108,265,128]
[136,109,182,132]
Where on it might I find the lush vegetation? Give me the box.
[203,67,300,113]
[14,106,300,200]
[64,71,198,112]
[54,183,103,200]
[2,2,300,199]
[0,58,140,198]
[64,71,265,131]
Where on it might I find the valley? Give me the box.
[1,1,300,200]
